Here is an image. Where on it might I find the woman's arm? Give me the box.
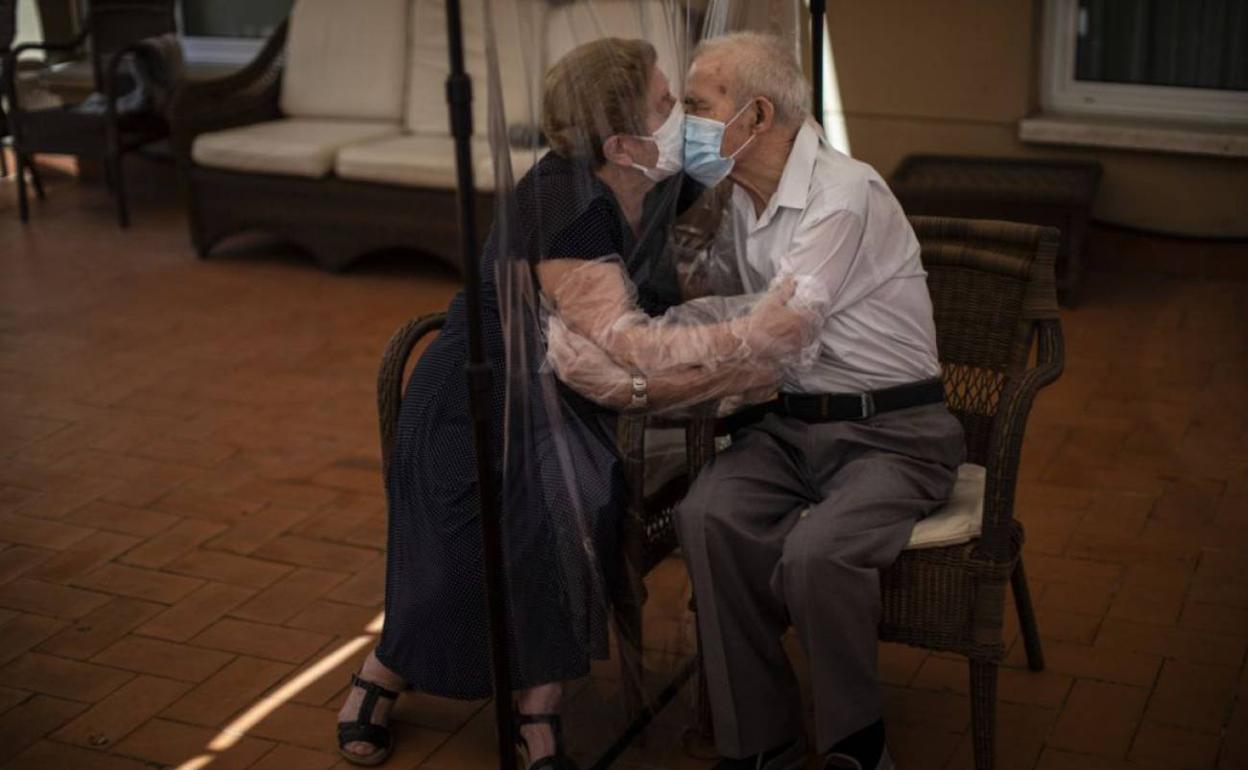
[545,314,779,413]
[535,258,809,374]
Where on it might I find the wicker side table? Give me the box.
[890,155,1102,306]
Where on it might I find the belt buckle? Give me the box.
[859,392,876,419]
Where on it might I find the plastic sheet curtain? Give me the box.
[444,0,810,764]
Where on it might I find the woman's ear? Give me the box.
[601,134,634,167]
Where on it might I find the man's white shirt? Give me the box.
[716,119,942,394]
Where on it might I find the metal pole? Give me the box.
[810,0,826,125]
[443,2,517,770]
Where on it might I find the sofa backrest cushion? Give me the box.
[544,0,686,98]
[282,0,410,122]
[405,0,540,137]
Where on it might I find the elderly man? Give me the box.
[674,33,965,770]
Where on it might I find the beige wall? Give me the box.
[826,0,1248,237]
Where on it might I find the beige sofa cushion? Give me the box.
[544,0,687,93]
[281,0,409,121]
[193,119,401,178]
[905,464,986,550]
[405,0,540,136]
[335,134,543,191]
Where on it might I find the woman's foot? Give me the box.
[337,652,405,764]
[516,683,567,769]
[517,717,558,767]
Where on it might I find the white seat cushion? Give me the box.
[282,0,409,121]
[905,464,986,550]
[193,119,401,178]
[335,133,544,191]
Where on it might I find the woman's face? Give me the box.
[625,66,677,170]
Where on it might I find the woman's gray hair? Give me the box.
[692,32,811,125]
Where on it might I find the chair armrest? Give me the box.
[101,40,172,120]
[168,21,287,162]
[975,319,1065,562]
[377,312,447,479]
[4,31,90,110]
[617,414,718,503]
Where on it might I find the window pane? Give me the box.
[179,0,293,38]
[1075,0,1248,92]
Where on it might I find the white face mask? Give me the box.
[630,103,684,182]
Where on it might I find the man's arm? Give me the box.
[774,207,869,322]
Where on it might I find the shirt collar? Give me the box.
[753,119,822,230]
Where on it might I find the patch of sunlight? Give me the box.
[171,612,385,770]
[808,1,851,156]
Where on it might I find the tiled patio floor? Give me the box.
[1,160,1246,770]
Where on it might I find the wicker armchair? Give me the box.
[678,216,1064,770]
[882,217,1061,769]
[0,0,38,187]
[3,0,176,226]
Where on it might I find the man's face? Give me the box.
[684,53,756,158]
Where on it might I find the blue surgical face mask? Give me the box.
[683,100,756,187]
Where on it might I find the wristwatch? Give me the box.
[629,375,648,411]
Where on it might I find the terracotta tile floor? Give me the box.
[1,159,1246,770]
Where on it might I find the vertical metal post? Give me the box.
[443,2,517,770]
[810,0,826,125]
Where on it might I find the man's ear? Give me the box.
[601,135,633,167]
[751,96,777,134]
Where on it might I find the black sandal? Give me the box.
[516,712,577,770]
[337,673,400,766]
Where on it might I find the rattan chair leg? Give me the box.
[27,157,43,199]
[1011,557,1045,671]
[614,599,645,719]
[693,630,713,741]
[969,659,998,770]
[108,152,129,228]
[15,151,28,221]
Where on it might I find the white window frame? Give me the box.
[1041,0,1248,126]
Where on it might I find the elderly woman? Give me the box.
[336,38,803,769]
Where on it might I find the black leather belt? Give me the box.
[723,378,946,433]
[776,378,946,422]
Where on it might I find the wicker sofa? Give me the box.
[169,0,684,271]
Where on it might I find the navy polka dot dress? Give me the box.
[376,153,682,698]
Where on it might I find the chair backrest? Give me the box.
[86,0,176,89]
[909,216,1060,466]
[543,0,687,99]
[378,313,447,481]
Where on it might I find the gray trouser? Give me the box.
[675,403,964,757]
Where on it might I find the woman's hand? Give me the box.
[732,277,808,359]
[545,314,783,414]
[545,315,633,409]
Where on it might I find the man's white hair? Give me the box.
[692,32,811,125]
